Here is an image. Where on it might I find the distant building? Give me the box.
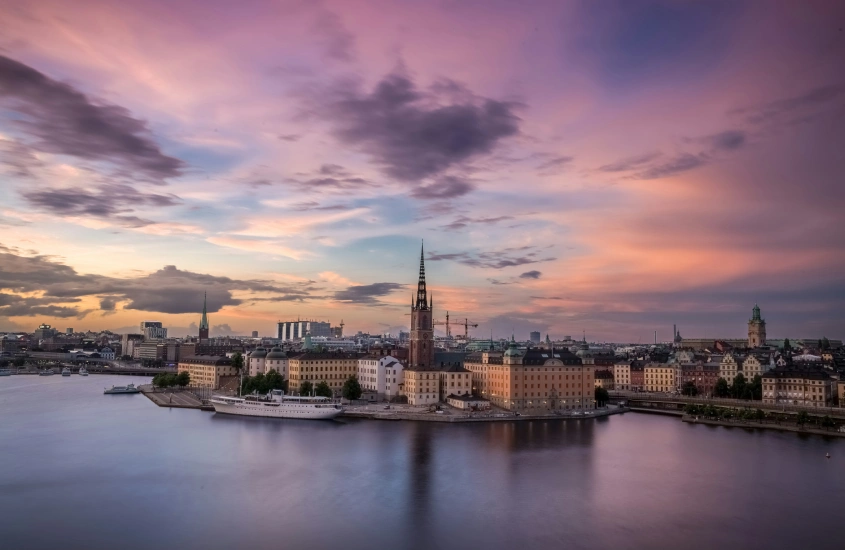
[287,351,358,396]
[630,362,645,391]
[251,331,259,338]
[99,346,115,360]
[680,362,720,396]
[530,331,541,344]
[357,350,404,400]
[66,328,74,335]
[748,303,766,348]
[594,369,614,390]
[33,323,57,341]
[277,320,332,341]
[403,244,438,405]
[613,360,631,391]
[140,321,167,340]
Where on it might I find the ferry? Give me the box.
[79,367,89,376]
[210,390,343,420]
[104,383,140,395]
[61,367,71,377]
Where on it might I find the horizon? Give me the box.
[1,1,844,341]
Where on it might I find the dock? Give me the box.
[140,385,214,411]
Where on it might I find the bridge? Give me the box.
[610,391,845,419]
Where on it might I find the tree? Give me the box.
[231,352,244,374]
[594,386,610,407]
[782,338,791,352]
[177,371,190,388]
[821,337,831,351]
[681,381,699,396]
[265,369,288,392]
[299,380,313,396]
[714,378,730,398]
[750,375,762,401]
[342,375,362,401]
[314,381,333,398]
[731,373,747,399]
[755,409,765,421]
[796,411,809,426]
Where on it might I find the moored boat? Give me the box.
[104,383,140,394]
[61,367,71,377]
[79,367,89,376]
[39,369,55,376]
[0,368,12,377]
[210,390,343,420]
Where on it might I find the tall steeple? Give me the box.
[199,291,209,340]
[415,241,429,311]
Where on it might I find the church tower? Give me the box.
[199,292,209,340]
[408,243,434,369]
[748,303,766,348]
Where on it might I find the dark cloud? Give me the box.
[333,282,405,305]
[318,163,346,176]
[536,155,573,175]
[21,184,180,227]
[313,11,356,62]
[730,84,845,125]
[0,292,81,318]
[442,215,513,231]
[290,201,352,212]
[597,152,662,173]
[428,246,555,269]
[278,134,301,142]
[411,176,475,200]
[708,130,745,151]
[520,270,542,279]
[326,73,521,181]
[632,153,706,180]
[0,247,315,318]
[0,140,43,178]
[0,55,183,180]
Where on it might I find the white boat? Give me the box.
[39,369,55,376]
[61,367,71,376]
[210,390,343,420]
[104,383,140,395]
[79,367,89,376]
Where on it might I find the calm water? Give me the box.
[1,375,843,550]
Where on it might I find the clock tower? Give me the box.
[409,243,434,369]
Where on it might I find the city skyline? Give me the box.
[1,0,844,341]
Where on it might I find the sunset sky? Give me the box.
[1,0,843,341]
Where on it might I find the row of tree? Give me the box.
[684,403,838,429]
[712,373,763,400]
[241,369,287,395]
[153,372,190,388]
[0,357,26,368]
[238,370,364,401]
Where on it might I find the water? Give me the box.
[1,375,843,550]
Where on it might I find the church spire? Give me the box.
[415,241,428,310]
[199,292,209,340]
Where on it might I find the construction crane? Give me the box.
[433,311,451,338]
[460,318,479,339]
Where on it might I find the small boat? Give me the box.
[39,369,55,376]
[104,383,140,395]
[0,369,12,377]
[61,367,71,377]
[826,453,830,459]
[79,367,89,376]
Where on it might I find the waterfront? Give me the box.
[1,376,844,550]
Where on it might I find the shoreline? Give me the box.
[681,414,845,438]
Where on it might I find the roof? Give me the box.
[595,370,614,379]
[438,363,469,373]
[179,355,233,366]
[446,394,488,402]
[265,347,287,359]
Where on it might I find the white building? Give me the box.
[277,320,332,341]
[357,354,404,400]
[248,346,287,377]
[310,337,358,351]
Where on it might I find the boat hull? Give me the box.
[210,399,343,420]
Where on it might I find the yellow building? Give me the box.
[287,351,358,396]
[404,368,440,405]
[594,369,614,390]
[762,368,833,407]
[177,355,236,389]
[644,363,675,393]
[464,341,594,413]
[613,360,631,391]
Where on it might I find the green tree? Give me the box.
[796,411,809,426]
[714,378,730,398]
[265,369,288,392]
[594,386,610,407]
[821,337,830,351]
[231,352,244,374]
[782,338,791,351]
[342,375,362,401]
[681,381,699,396]
[299,380,314,396]
[750,375,762,401]
[176,371,190,388]
[314,380,333,398]
[755,409,765,421]
[731,373,747,399]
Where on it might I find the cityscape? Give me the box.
[1,1,844,549]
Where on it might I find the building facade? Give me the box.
[762,368,833,407]
[287,351,358,396]
[594,369,614,389]
[357,352,404,400]
[613,360,631,391]
[464,342,594,413]
[177,355,236,389]
[277,320,332,341]
[680,362,720,396]
[644,363,675,393]
[140,321,167,340]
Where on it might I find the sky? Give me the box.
[0,0,844,342]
